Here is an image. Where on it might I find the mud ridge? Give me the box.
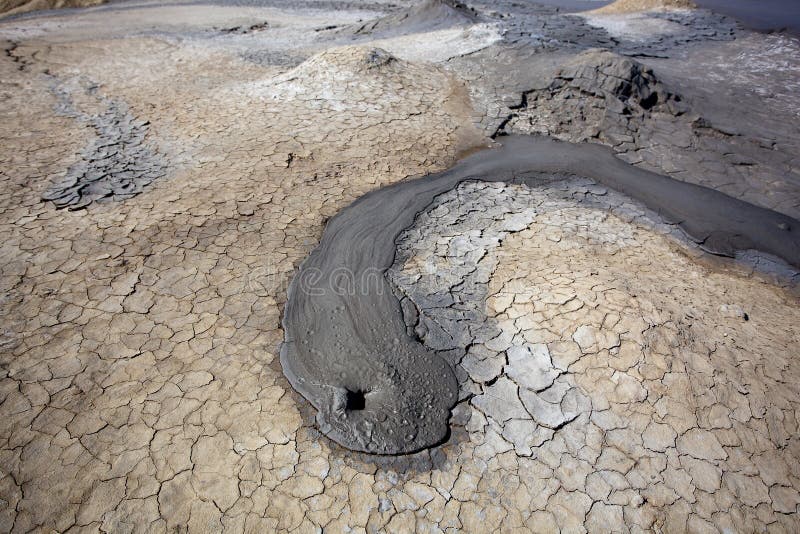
[281,135,800,454]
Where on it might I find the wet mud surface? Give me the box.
[693,0,800,36]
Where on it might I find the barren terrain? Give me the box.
[1,0,799,532]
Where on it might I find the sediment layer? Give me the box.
[346,0,479,37]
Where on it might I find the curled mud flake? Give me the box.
[42,78,167,209]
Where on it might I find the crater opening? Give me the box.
[345,389,366,411]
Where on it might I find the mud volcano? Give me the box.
[347,0,479,37]
[281,135,799,454]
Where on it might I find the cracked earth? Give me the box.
[390,180,800,532]
[1,0,799,532]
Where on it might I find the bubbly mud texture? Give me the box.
[282,135,799,454]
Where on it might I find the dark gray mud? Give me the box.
[282,135,800,454]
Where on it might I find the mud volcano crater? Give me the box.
[281,135,800,455]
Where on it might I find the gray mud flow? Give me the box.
[281,135,800,455]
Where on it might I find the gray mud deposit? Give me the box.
[499,48,800,219]
[346,0,478,37]
[282,135,799,454]
[471,0,736,55]
[42,78,166,209]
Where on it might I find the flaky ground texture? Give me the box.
[390,181,800,532]
[0,0,799,532]
[0,32,482,532]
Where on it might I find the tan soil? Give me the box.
[1,4,798,532]
[591,0,695,15]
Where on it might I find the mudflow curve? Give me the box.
[281,135,800,455]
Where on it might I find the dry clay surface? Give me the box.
[1,0,799,532]
[390,180,800,532]
[0,0,103,19]
[0,27,485,533]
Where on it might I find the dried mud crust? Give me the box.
[467,0,736,55]
[0,38,483,531]
[0,0,103,19]
[340,0,479,38]
[0,0,799,531]
[42,76,167,209]
[389,179,800,531]
[590,0,696,15]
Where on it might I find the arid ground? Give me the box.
[1,0,799,532]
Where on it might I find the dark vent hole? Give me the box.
[346,390,366,411]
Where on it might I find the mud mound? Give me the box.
[500,48,684,145]
[501,49,800,219]
[591,0,695,15]
[0,0,103,18]
[235,42,483,168]
[555,48,677,110]
[285,45,400,76]
[348,0,479,37]
[248,45,461,114]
